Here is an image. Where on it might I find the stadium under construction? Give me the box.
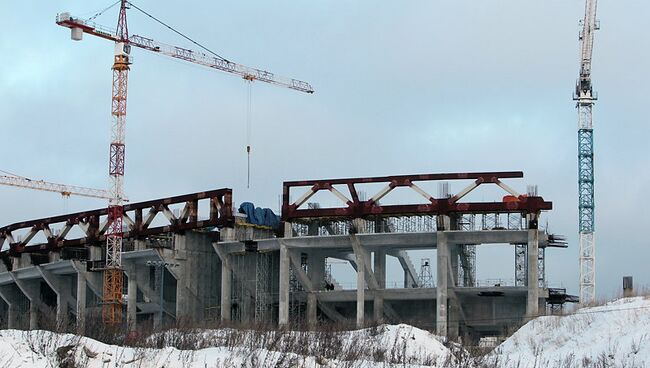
[0,171,576,342]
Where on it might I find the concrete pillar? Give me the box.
[7,304,18,329]
[126,264,138,331]
[220,253,232,321]
[134,240,148,251]
[221,227,236,242]
[436,215,450,337]
[10,276,41,330]
[76,271,86,333]
[38,268,73,330]
[374,250,386,322]
[307,293,317,326]
[526,214,539,318]
[29,299,38,329]
[448,244,460,339]
[88,246,103,261]
[0,287,20,329]
[307,252,325,290]
[355,247,365,328]
[278,242,290,326]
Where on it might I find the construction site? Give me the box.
[0,0,606,346]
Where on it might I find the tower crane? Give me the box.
[56,1,313,326]
[0,171,114,200]
[574,0,599,305]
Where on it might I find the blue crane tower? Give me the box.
[574,0,599,305]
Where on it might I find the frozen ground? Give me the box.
[489,296,650,367]
[0,324,456,367]
[2,297,650,367]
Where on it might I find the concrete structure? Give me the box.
[0,172,574,342]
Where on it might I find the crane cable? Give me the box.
[246,81,253,189]
[87,0,121,21]
[126,1,230,62]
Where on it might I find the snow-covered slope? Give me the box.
[0,324,455,368]
[490,296,650,368]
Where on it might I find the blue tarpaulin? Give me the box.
[238,202,280,229]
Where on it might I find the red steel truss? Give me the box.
[282,171,552,221]
[0,189,233,259]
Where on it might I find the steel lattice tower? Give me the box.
[103,0,130,325]
[574,0,599,305]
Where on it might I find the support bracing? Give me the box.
[578,127,595,304]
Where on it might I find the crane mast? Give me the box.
[103,0,130,326]
[574,0,599,305]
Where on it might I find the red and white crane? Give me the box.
[56,0,313,326]
[0,171,113,200]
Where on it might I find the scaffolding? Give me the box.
[456,214,477,287]
[514,244,545,287]
[418,258,434,288]
[254,252,273,322]
[515,244,527,286]
[288,252,308,323]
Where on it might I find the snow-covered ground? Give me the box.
[0,324,456,367]
[490,296,650,367]
[3,297,650,367]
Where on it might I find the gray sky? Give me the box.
[1,1,648,299]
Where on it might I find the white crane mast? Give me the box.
[575,0,599,305]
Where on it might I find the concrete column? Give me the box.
[126,264,138,331]
[527,214,540,318]
[29,299,38,329]
[436,215,450,337]
[7,304,18,329]
[76,271,86,333]
[307,252,325,291]
[307,293,317,326]
[10,276,41,330]
[448,244,460,339]
[37,268,73,330]
[278,242,290,326]
[88,246,103,261]
[373,250,386,322]
[355,247,365,328]
[220,254,232,321]
[0,287,20,329]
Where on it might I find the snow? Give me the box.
[490,296,650,367]
[0,324,455,367]
[5,298,650,367]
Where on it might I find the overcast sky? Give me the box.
[1,1,648,299]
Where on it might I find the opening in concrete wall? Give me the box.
[475,243,516,287]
